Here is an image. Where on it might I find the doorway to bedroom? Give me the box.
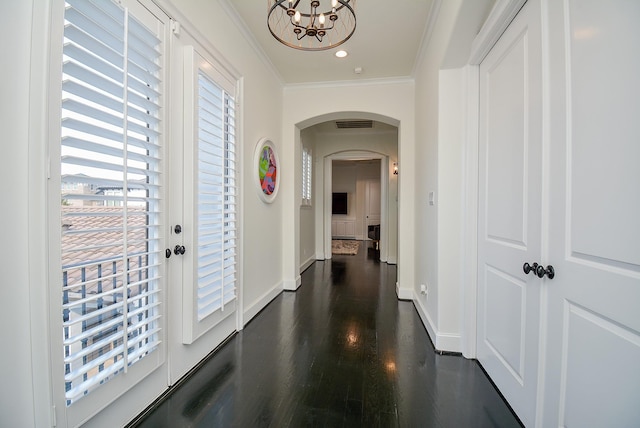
[331,159,381,259]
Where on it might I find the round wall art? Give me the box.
[254,138,279,203]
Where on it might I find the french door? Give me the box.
[50,1,170,425]
[476,0,542,426]
[542,1,640,425]
[167,33,239,383]
[477,1,640,426]
[49,1,239,425]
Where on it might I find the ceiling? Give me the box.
[224,0,436,85]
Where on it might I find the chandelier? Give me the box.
[267,0,356,51]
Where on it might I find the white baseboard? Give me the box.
[243,281,282,326]
[413,291,462,353]
[395,282,413,300]
[300,256,315,273]
[283,275,301,291]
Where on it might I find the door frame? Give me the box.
[323,151,389,262]
[461,0,527,360]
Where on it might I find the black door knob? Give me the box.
[174,225,182,234]
[174,245,186,255]
[523,262,538,275]
[535,264,555,279]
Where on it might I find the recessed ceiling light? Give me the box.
[335,50,348,58]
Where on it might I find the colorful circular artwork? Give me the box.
[259,145,277,195]
[254,138,279,203]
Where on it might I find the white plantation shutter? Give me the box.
[196,72,237,319]
[183,47,237,344]
[60,0,162,405]
[302,146,312,204]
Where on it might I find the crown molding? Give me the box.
[412,0,443,78]
[217,0,285,85]
[468,0,526,64]
[284,75,415,91]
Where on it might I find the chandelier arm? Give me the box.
[288,15,308,31]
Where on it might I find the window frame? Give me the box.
[302,145,312,206]
[181,45,239,345]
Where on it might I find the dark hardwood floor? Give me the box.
[131,244,521,427]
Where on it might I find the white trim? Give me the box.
[412,0,442,77]
[30,1,55,426]
[461,64,479,359]
[469,0,527,65]
[284,76,415,90]
[413,293,437,346]
[235,77,245,332]
[395,282,413,300]
[243,281,283,326]
[283,276,302,291]
[535,0,552,423]
[414,292,462,353]
[323,151,390,264]
[300,256,315,273]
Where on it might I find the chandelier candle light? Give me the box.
[268,0,356,51]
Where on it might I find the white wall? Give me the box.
[413,0,493,352]
[281,86,411,293]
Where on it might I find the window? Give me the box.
[182,47,238,344]
[59,0,162,405]
[195,70,237,320]
[302,146,312,205]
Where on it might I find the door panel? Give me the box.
[477,1,542,426]
[365,179,381,238]
[544,1,640,425]
[167,31,238,385]
[484,267,526,381]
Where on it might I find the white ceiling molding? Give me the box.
[468,0,527,65]
[412,0,443,77]
[217,0,284,84]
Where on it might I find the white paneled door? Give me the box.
[477,0,542,426]
[542,1,640,426]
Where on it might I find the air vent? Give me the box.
[335,120,374,129]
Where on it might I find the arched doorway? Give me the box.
[296,115,399,276]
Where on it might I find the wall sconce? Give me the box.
[393,162,398,175]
